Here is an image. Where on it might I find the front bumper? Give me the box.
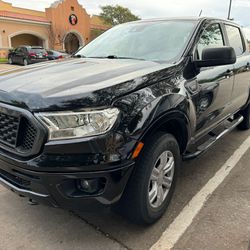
[0,158,134,211]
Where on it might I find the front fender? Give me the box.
[114,84,193,141]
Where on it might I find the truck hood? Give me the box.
[0,58,173,111]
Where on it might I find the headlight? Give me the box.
[35,108,119,140]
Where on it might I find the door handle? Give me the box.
[225,69,234,78]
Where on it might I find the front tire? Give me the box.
[119,133,180,224]
[237,102,250,130]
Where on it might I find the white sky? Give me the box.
[4,0,250,39]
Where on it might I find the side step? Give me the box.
[183,115,244,160]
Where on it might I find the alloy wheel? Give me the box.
[148,150,175,208]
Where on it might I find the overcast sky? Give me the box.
[5,0,250,38]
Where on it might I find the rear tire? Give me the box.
[118,133,180,225]
[237,102,250,130]
[23,59,28,66]
[8,57,13,65]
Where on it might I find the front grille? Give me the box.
[0,104,45,157]
[18,118,37,152]
[0,113,19,147]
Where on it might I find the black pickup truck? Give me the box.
[0,17,250,224]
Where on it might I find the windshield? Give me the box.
[76,20,197,62]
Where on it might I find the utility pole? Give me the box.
[227,0,233,20]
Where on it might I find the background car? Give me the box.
[47,50,69,60]
[8,46,48,66]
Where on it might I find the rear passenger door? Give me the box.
[15,47,25,64]
[224,24,250,111]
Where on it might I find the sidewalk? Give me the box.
[0,63,19,73]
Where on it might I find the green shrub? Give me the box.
[0,58,8,63]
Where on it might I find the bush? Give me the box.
[0,58,8,63]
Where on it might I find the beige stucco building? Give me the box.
[0,0,109,58]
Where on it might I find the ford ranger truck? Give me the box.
[0,17,250,224]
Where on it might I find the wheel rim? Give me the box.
[148,150,175,208]
[8,58,12,64]
[24,59,28,66]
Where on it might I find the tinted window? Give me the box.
[30,48,46,54]
[21,48,27,53]
[76,20,197,62]
[15,48,22,53]
[197,24,224,59]
[225,25,244,56]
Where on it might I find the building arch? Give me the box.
[63,30,84,54]
[8,30,49,49]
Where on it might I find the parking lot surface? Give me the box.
[0,63,20,73]
[1,128,249,250]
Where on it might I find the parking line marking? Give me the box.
[151,135,250,250]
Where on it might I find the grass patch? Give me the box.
[0,58,8,63]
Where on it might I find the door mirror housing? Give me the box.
[194,46,236,68]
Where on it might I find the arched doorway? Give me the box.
[9,31,48,49]
[64,32,83,54]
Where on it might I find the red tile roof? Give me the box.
[0,10,50,23]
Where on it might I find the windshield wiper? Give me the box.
[87,55,145,61]
[73,54,146,61]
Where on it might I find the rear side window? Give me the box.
[30,48,46,54]
[21,47,27,53]
[225,25,244,56]
[197,23,224,60]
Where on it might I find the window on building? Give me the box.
[225,25,244,56]
[71,6,75,11]
[197,23,224,60]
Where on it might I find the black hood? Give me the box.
[0,58,173,111]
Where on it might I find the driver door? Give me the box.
[192,22,235,138]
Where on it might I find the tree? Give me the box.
[100,5,140,26]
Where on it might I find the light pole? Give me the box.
[227,0,233,20]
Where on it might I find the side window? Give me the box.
[20,48,26,53]
[225,25,244,56]
[197,23,224,60]
[15,48,22,53]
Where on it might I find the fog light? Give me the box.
[78,178,105,194]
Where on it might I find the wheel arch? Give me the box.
[139,111,191,154]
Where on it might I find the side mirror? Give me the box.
[194,46,236,68]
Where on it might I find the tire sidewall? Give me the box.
[23,59,28,66]
[137,134,180,223]
[238,103,250,130]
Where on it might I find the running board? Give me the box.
[183,115,244,160]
